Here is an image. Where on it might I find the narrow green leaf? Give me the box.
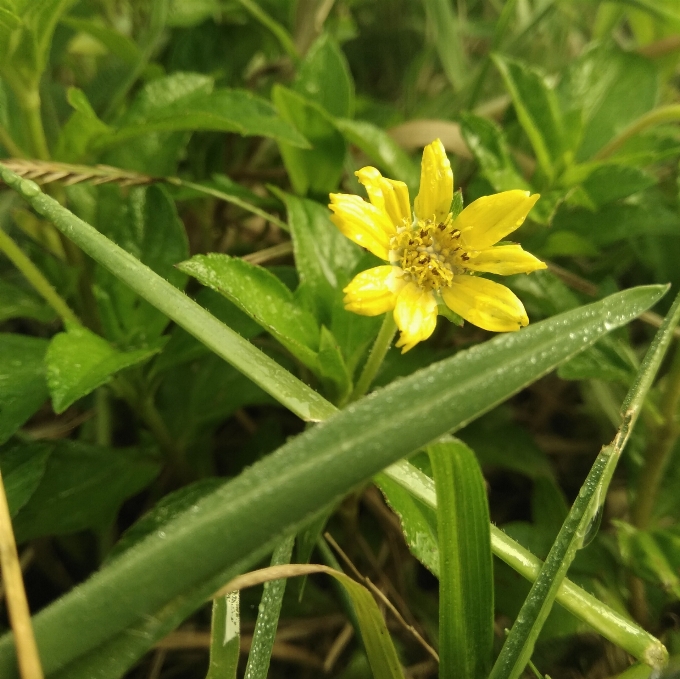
[293,33,354,118]
[0,283,666,677]
[490,291,680,679]
[234,0,299,61]
[46,325,163,413]
[206,593,240,679]
[272,85,346,195]
[178,253,320,368]
[0,333,49,445]
[318,326,352,404]
[0,279,55,323]
[422,0,467,91]
[244,535,295,679]
[429,439,493,679]
[493,55,565,180]
[333,118,420,194]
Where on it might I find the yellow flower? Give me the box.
[329,139,546,352]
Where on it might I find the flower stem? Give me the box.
[349,313,397,402]
[0,227,80,325]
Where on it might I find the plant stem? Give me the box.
[594,104,680,160]
[632,342,680,529]
[0,227,79,325]
[349,314,397,402]
[18,88,50,161]
[0,470,44,679]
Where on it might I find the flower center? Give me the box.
[389,217,470,291]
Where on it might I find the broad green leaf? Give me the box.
[333,118,420,194]
[206,594,239,679]
[0,333,49,445]
[557,44,658,162]
[278,190,362,319]
[0,279,55,323]
[429,439,493,679]
[493,55,565,181]
[60,17,142,63]
[94,184,189,345]
[563,163,657,208]
[55,87,112,162]
[459,113,531,192]
[0,284,666,678]
[12,440,160,542]
[178,253,320,368]
[489,291,680,679]
[243,535,295,679]
[375,472,439,576]
[317,326,352,404]
[46,324,163,413]
[272,85,346,196]
[0,442,51,517]
[97,85,310,151]
[293,33,354,118]
[422,0,467,91]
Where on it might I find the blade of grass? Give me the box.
[489,291,680,679]
[380,461,667,668]
[243,535,295,679]
[206,593,239,679]
[429,439,492,679]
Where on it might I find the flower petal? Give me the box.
[414,139,453,223]
[393,283,438,353]
[454,190,540,251]
[329,193,394,260]
[465,244,547,275]
[343,266,405,316]
[441,276,529,332]
[355,166,411,229]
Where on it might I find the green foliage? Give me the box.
[1,3,680,678]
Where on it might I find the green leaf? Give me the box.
[293,33,354,118]
[12,440,160,542]
[272,85,346,196]
[577,163,656,208]
[558,336,638,384]
[278,190,362,319]
[422,0,467,91]
[0,279,56,323]
[243,535,295,679]
[429,439,493,679]
[489,290,680,679]
[459,113,531,192]
[333,118,420,194]
[179,253,321,368]
[206,594,240,679]
[557,44,658,162]
[55,87,112,162]
[0,284,667,678]
[60,17,142,63]
[233,0,298,61]
[375,472,439,576]
[317,326,352,404]
[94,184,189,345]
[493,55,565,181]
[0,443,52,517]
[46,324,163,414]
[0,333,49,445]
[97,82,310,151]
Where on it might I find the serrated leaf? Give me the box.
[178,253,320,368]
[0,333,49,445]
[46,325,163,413]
